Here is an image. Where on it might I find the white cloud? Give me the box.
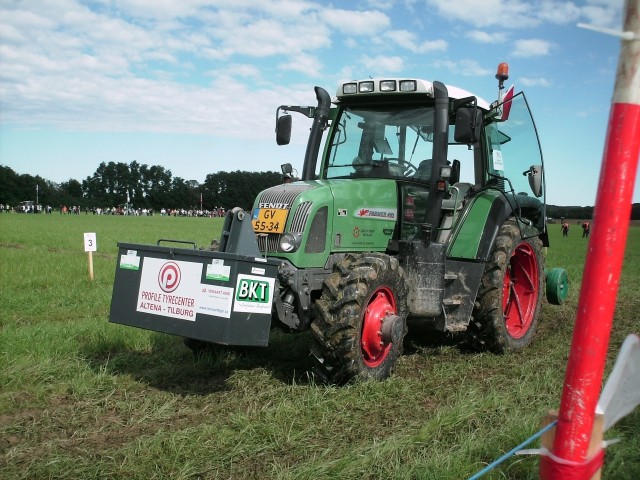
[426,0,534,28]
[0,0,619,145]
[0,5,59,42]
[360,55,405,73]
[336,65,357,83]
[205,63,261,78]
[0,1,324,136]
[426,0,622,29]
[364,0,395,10]
[519,77,552,87]
[112,0,214,20]
[512,38,553,57]
[321,8,391,35]
[580,2,621,27]
[170,5,335,62]
[344,37,358,49]
[384,30,447,53]
[417,39,448,53]
[466,30,507,44]
[537,1,581,24]
[209,18,331,58]
[279,53,323,77]
[431,59,493,77]
[384,30,417,50]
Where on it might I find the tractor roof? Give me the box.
[335,78,491,111]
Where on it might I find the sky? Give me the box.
[1,0,638,207]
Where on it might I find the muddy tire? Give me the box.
[467,219,544,352]
[311,253,408,384]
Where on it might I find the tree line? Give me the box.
[0,162,283,212]
[1,162,639,219]
[547,204,640,221]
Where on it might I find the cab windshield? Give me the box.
[324,106,436,181]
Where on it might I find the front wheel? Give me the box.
[467,219,544,352]
[311,253,408,384]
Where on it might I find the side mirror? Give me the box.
[454,107,482,144]
[450,159,460,185]
[525,164,543,197]
[281,163,293,175]
[276,114,292,146]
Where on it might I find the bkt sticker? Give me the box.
[233,274,275,314]
[237,278,270,302]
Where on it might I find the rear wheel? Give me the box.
[311,253,408,384]
[467,219,544,352]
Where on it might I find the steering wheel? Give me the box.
[386,158,417,176]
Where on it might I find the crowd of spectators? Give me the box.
[3,202,43,213]
[2,203,227,218]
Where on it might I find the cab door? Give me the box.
[486,92,546,229]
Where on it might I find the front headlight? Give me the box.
[279,233,302,252]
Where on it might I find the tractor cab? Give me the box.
[275,71,546,253]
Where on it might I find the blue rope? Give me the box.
[467,420,558,480]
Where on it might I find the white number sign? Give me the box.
[84,232,97,252]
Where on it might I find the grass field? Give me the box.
[1,213,639,479]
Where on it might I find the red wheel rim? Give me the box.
[502,242,539,339]
[361,286,396,367]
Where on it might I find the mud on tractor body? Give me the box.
[110,63,569,384]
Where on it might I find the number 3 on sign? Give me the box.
[84,232,97,252]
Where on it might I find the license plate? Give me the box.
[252,208,288,234]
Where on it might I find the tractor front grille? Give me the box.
[290,201,313,233]
[255,185,313,254]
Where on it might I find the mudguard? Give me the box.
[448,190,542,262]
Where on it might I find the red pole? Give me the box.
[542,0,640,476]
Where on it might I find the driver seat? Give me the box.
[414,159,432,181]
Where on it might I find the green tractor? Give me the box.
[110,63,568,384]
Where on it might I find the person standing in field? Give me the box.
[582,221,590,238]
[562,221,569,237]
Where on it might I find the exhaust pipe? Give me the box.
[301,86,331,181]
